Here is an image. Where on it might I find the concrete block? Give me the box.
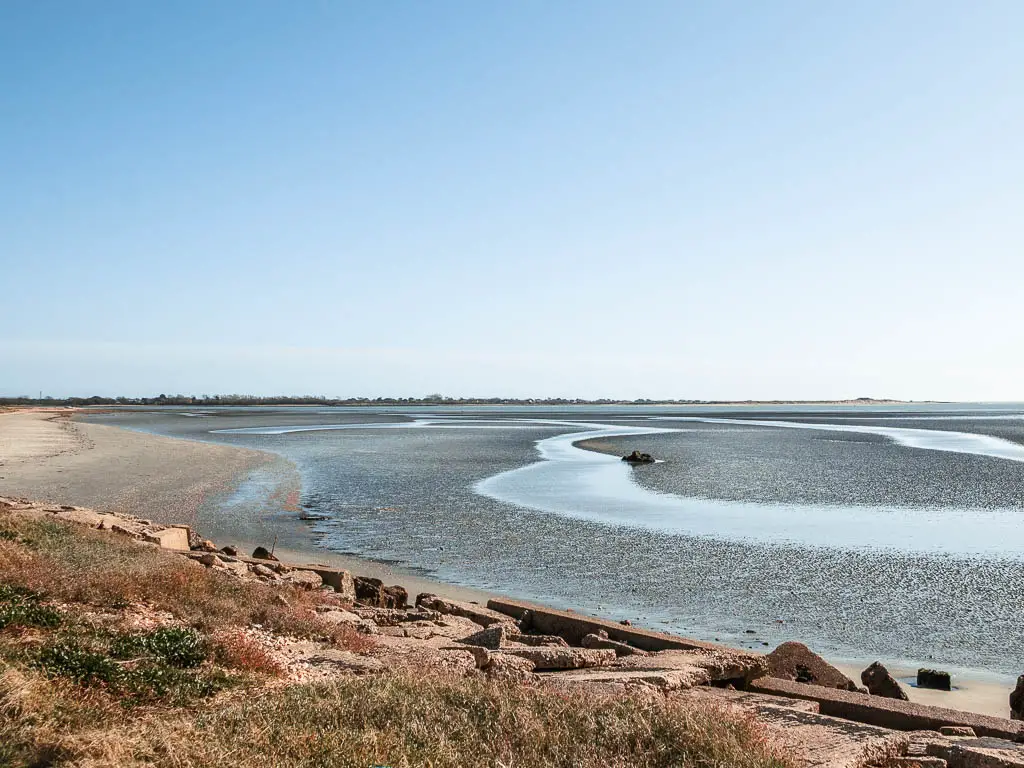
[946,737,1024,767]
[418,593,517,628]
[487,597,760,657]
[500,647,616,670]
[750,678,1024,741]
[142,527,190,550]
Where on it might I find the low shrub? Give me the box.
[212,630,285,676]
[35,634,229,705]
[109,627,208,669]
[0,584,62,630]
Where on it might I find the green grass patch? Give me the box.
[34,627,230,705]
[0,584,62,630]
[109,626,209,669]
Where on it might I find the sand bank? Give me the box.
[0,409,275,528]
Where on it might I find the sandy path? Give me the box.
[0,410,277,528]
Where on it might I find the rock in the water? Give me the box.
[766,641,858,691]
[251,546,279,561]
[1011,675,1024,721]
[917,668,951,691]
[622,450,655,464]
[861,661,909,700]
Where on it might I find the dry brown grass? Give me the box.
[0,513,370,649]
[211,630,285,677]
[0,511,795,768]
[0,667,793,768]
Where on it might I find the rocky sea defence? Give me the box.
[5,494,1024,766]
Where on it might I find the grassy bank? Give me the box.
[0,509,792,768]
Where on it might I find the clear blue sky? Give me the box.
[2,2,1022,400]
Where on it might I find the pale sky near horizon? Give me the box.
[2,2,1022,401]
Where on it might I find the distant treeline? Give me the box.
[1,394,713,407]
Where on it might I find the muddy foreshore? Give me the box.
[0,407,1017,719]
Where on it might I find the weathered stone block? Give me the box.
[862,661,909,700]
[417,593,514,628]
[501,647,616,670]
[142,527,190,551]
[282,570,323,590]
[918,668,952,691]
[767,641,858,691]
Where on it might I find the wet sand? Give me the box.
[0,409,276,528]
[0,408,1015,717]
[834,663,1014,719]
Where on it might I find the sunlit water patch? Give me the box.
[213,416,1024,557]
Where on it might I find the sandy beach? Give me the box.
[0,409,276,528]
[0,407,1016,719]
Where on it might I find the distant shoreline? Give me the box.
[1,397,940,410]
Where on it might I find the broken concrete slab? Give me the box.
[612,647,767,687]
[753,703,909,768]
[417,593,517,628]
[750,678,1024,740]
[948,738,1024,767]
[500,647,616,670]
[678,685,822,714]
[142,526,190,551]
[487,596,761,657]
[582,632,646,656]
[483,653,535,682]
[281,570,323,590]
[227,556,356,599]
[678,684,908,767]
[457,625,509,650]
[689,646,770,685]
[352,607,442,626]
[541,667,709,691]
[507,632,568,648]
[316,609,362,626]
[940,727,977,737]
[889,758,948,767]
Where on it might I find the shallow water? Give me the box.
[86,404,1024,679]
